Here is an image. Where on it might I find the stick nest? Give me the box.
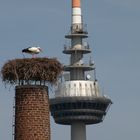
[1,57,63,86]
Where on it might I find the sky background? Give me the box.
[0,0,140,140]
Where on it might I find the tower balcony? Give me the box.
[63,64,94,71]
[55,80,100,98]
[63,44,91,54]
[65,33,88,39]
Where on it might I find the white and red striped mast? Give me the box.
[72,0,82,25]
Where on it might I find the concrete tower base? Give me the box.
[15,85,50,140]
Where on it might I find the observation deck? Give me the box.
[50,81,112,125]
[55,81,100,97]
[50,96,112,125]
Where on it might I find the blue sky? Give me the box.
[0,0,140,140]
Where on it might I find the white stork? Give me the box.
[22,47,42,58]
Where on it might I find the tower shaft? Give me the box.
[71,122,86,140]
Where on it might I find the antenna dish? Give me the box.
[86,74,91,80]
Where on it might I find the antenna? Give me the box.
[94,67,97,81]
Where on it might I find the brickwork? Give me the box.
[14,85,50,140]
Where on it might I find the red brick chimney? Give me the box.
[14,85,50,140]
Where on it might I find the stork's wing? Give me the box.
[28,47,38,51]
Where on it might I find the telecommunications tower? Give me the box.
[50,0,112,140]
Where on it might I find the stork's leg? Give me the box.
[22,52,25,58]
[32,54,35,58]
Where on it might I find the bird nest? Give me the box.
[1,57,63,86]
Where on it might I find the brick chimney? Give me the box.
[14,85,50,140]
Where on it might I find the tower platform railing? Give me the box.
[63,43,90,53]
[71,23,88,34]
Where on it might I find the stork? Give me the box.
[22,47,42,58]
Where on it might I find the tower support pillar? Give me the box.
[71,122,86,140]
